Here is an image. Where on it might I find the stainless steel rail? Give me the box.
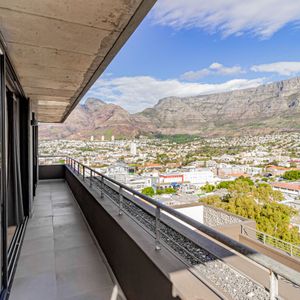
[241,224,300,258]
[39,156,300,299]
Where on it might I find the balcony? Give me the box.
[10,180,122,300]
[9,157,300,300]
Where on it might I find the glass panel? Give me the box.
[0,53,4,292]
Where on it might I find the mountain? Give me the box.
[39,98,155,140]
[140,77,300,136]
[39,77,300,140]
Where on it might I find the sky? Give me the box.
[83,0,300,113]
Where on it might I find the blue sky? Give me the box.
[84,0,300,113]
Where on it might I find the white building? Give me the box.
[130,142,137,156]
[159,169,216,186]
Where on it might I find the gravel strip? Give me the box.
[90,179,269,300]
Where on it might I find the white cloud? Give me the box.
[85,76,265,113]
[152,0,300,38]
[251,61,300,76]
[181,62,243,80]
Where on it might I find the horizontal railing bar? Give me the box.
[242,225,300,251]
[52,156,300,287]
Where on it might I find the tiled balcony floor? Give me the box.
[10,180,122,300]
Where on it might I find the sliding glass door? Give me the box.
[0,52,6,295]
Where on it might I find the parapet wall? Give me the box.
[203,206,243,227]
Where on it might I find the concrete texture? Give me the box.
[240,234,300,272]
[0,0,156,122]
[10,180,123,300]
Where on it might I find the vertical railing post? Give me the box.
[90,169,93,187]
[269,271,278,300]
[263,233,266,244]
[100,176,104,199]
[290,244,293,257]
[83,165,85,181]
[119,187,123,215]
[155,206,161,250]
[77,162,80,174]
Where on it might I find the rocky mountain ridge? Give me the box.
[39,77,300,140]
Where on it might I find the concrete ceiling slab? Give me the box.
[0,0,156,122]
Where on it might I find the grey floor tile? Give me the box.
[15,251,55,279]
[53,202,75,209]
[54,223,89,238]
[61,285,121,300]
[52,199,74,205]
[33,208,53,217]
[27,216,53,228]
[55,245,103,273]
[24,225,53,241]
[54,234,94,251]
[11,181,118,300]
[53,207,78,216]
[34,195,51,203]
[34,203,52,211]
[53,214,83,226]
[10,271,57,300]
[21,237,54,256]
[56,264,113,299]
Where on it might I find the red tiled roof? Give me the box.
[227,173,249,178]
[272,182,300,191]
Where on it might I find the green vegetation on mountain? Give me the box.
[154,134,199,144]
[200,178,299,244]
[154,153,171,164]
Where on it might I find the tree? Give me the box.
[216,181,233,189]
[201,183,215,193]
[142,187,155,197]
[283,170,300,181]
[164,187,176,194]
[156,187,176,195]
[199,179,299,244]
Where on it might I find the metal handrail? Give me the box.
[38,155,66,165]
[40,155,300,298]
[241,224,300,258]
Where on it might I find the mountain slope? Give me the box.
[139,77,300,135]
[40,77,300,140]
[39,98,155,140]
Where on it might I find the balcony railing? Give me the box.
[241,225,300,258]
[40,156,300,300]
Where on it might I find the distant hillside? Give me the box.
[39,98,155,140]
[40,77,300,140]
[139,77,300,136]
